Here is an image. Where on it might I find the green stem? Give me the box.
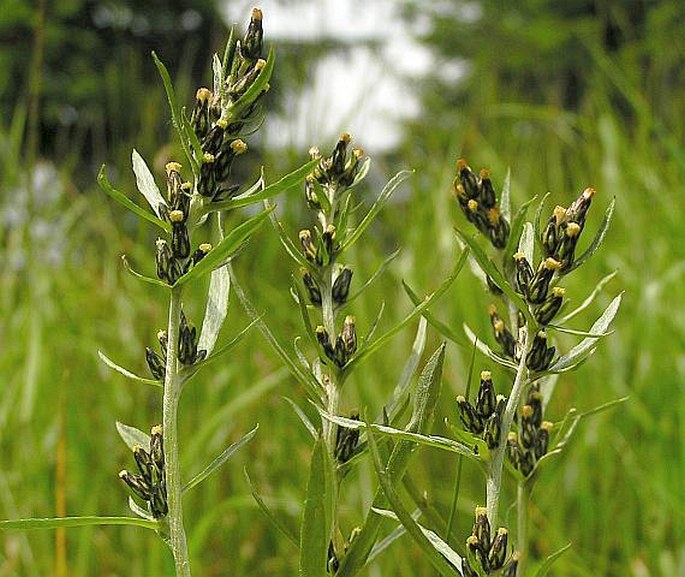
[517,481,528,573]
[486,326,530,527]
[163,286,192,577]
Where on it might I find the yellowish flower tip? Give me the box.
[199,243,212,253]
[231,139,248,154]
[181,181,192,191]
[552,286,566,297]
[132,444,143,452]
[488,304,498,316]
[345,314,355,324]
[521,405,534,418]
[456,394,466,403]
[513,251,525,261]
[496,527,508,537]
[157,329,166,340]
[196,87,212,102]
[169,210,185,223]
[466,535,480,546]
[456,157,468,171]
[537,330,547,339]
[299,229,311,240]
[553,205,566,224]
[118,470,128,478]
[255,59,266,71]
[340,132,352,144]
[251,7,263,20]
[496,394,506,403]
[507,431,518,442]
[475,506,488,518]
[262,83,271,93]
[166,161,182,175]
[454,183,466,197]
[511,551,522,562]
[315,325,326,334]
[480,370,491,380]
[309,146,321,159]
[155,237,166,248]
[583,186,596,199]
[544,257,562,270]
[326,223,336,234]
[467,199,478,211]
[352,147,364,160]
[151,424,163,435]
[493,319,505,333]
[203,152,215,163]
[479,168,490,179]
[216,118,228,129]
[541,421,554,432]
[566,222,581,237]
[487,206,501,224]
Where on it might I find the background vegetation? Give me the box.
[1,0,683,575]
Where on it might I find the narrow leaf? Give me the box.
[500,167,512,222]
[264,199,313,270]
[299,436,334,576]
[503,195,539,265]
[131,149,167,219]
[128,497,153,520]
[347,248,401,305]
[342,170,414,251]
[184,425,259,493]
[284,397,318,439]
[176,207,273,286]
[121,255,169,288]
[244,468,299,548]
[463,324,518,370]
[548,292,622,372]
[197,265,230,356]
[556,270,618,324]
[0,516,158,531]
[534,192,552,249]
[97,350,162,388]
[518,221,535,263]
[562,197,615,275]
[115,421,150,452]
[98,166,170,232]
[534,542,573,577]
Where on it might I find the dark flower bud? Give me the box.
[465,534,489,575]
[527,391,543,428]
[155,238,173,283]
[214,137,248,183]
[315,326,336,363]
[456,158,480,200]
[334,411,360,464]
[133,444,153,482]
[565,187,595,229]
[489,305,517,359]
[487,207,510,249]
[242,7,264,61]
[202,121,226,157]
[341,315,357,358]
[535,421,553,459]
[197,153,217,197]
[304,177,322,210]
[534,286,565,325]
[478,169,496,208]
[542,205,566,257]
[472,506,491,552]
[191,243,212,266]
[513,252,534,297]
[527,258,561,304]
[150,425,164,472]
[484,412,501,449]
[557,222,581,269]
[145,347,166,380]
[119,470,151,501]
[339,147,364,187]
[495,394,507,418]
[190,88,212,139]
[332,267,353,304]
[519,448,535,477]
[520,405,537,450]
[456,395,484,435]
[506,432,521,470]
[475,370,496,419]
[178,314,198,365]
[299,230,317,262]
[171,223,191,260]
[302,270,322,306]
[488,528,509,570]
[502,551,521,577]
[465,199,486,229]
[331,133,351,177]
[319,224,337,265]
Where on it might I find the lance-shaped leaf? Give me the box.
[115,421,150,452]
[336,344,446,577]
[244,468,299,548]
[347,248,401,305]
[121,255,169,288]
[176,207,273,287]
[547,292,622,373]
[534,543,573,577]
[561,197,616,276]
[557,270,618,324]
[341,170,413,251]
[97,351,162,388]
[197,266,230,356]
[184,425,259,493]
[284,397,318,439]
[500,167,512,222]
[131,149,167,220]
[366,430,463,576]
[98,166,170,232]
[299,436,335,577]
[128,497,153,521]
[0,516,158,531]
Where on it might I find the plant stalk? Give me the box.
[486,326,530,527]
[163,285,192,577]
[517,481,528,574]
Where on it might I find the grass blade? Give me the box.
[534,542,573,577]
[0,516,158,531]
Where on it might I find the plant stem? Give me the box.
[163,285,192,577]
[486,326,530,527]
[517,481,528,574]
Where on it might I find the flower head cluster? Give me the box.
[506,383,552,477]
[453,159,510,249]
[463,507,520,576]
[456,371,507,450]
[119,425,168,519]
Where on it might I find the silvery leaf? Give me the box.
[131,149,167,219]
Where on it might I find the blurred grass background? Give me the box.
[1,0,683,575]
